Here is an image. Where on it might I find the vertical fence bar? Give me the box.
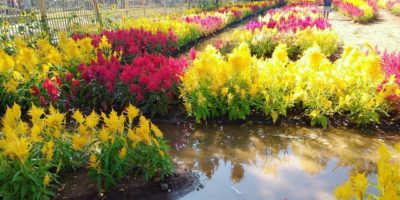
[38,0,49,36]
[92,0,103,29]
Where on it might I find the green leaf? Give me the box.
[319,116,328,128]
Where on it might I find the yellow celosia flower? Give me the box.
[135,116,151,145]
[127,129,141,145]
[71,134,89,151]
[3,78,18,93]
[41,140,54,161]
[0,49,14,73]
[72,110,85,124]
[101,110,125,133]
[43,174,51,187]
[2,103,21,128]
[28,104,44,123]
[0,137,30,163]
[99,128,110,142]
[227,43,251,71]
[88,154,99,170]
[45,105,65,132]
[125,104,140,124]
[99,35,112,51]
[119,146,127,159]
[150,123,163,138]
[85,111,100,129]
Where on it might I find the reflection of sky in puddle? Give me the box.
[157,123,399,200]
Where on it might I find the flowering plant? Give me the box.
[234,5,338,59]
[0,103,173,198]
[181,42,394,127]
[71,53,187,115]
[333,0,379,22]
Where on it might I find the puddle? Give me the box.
[157,123,400,200]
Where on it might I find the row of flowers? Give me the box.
[0,1,283,116]
[333,0,379,22]
[117,0,280,50]
[0,103,172,199]
[379,0,400,15]
[0,35,188,116]
[233,4,338,60]
[181,42,397,127]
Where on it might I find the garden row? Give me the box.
[182,3,400,128]
[333,0,379,22]
[379,0,400,15]
[0,0,280,116]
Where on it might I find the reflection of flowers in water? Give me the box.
[160,123,395,185]
[231,162,245,183]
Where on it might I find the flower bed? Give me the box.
[0,103,172,199]
[118,1,280,50]
[0,0,283,116]
[333,0,379,22]
[379,0,400,15]
[181,42,396,127]
[233,5,338,60]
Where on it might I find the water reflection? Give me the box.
[157,123,400,200]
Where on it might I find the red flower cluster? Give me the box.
[43,78,60,103]
[77,52,187,103]
[120,53,187,102]
[74,28,178,63]
[79,53,122,92]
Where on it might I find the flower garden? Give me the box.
[1,0,400,199]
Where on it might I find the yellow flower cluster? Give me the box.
[234,27,339,58]
[0,34,97,93]
[181,42,396,125]
[335,144,400,199]
[0,103,165,166]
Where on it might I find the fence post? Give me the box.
[92,0,103,29]
[38,0,49,36]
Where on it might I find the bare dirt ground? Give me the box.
[329,10,400,52]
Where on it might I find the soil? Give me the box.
[54,166,200,200]
[330,10,400,52]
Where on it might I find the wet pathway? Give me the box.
[330,10,400,51]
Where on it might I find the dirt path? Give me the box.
[329,10,400,52]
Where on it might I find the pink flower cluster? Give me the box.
[381,50,400,85]
[333,0,365,18]
[183,15,225,33]
[245,6,331,32]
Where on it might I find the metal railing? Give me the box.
[0,0,237,43]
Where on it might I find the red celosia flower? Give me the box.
[31,85,40,96]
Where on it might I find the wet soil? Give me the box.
[55,167,199,200]
[151,104,400,133]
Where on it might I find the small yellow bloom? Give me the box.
[85,111,100,129]
[72,110,85,124]
[71,135,89,151]
[88,154,99,170]
[43,174,51,187]
[99,128,110,142]
[125,104,140,123]
[150,123,163,138]
[119,146,127,159]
